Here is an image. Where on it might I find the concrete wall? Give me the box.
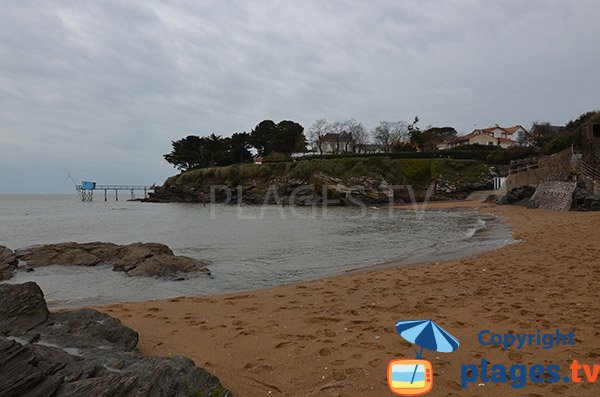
[538,147,577,181]
[500,148,576,195]
[500,167,549,195]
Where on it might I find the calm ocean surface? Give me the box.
[0,195,514,307]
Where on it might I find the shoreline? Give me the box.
[345,203,516,274]
[93,202,600,396]
[6,203,511,308]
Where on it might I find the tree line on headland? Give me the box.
[164,120,306,170]
[164,111,598,171]
[164,117,458,171]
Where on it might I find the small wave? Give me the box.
[465,218,487,238]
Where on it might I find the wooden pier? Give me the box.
[76,182,154,202]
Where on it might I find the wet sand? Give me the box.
[94,202,600,396]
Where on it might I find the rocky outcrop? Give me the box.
[12,242,210,280]
[147,166,495,205]
[0,245,18,281]
[571,184,600,211]
[497,185,536,206]
[0,282,49,334]
[147,174,396,205]
[0,282,232,397]
[145,158,496,205]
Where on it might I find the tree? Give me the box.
[407,116,420,134]
[229,132,253,164]
[410,126,457,151]
[528,122,557,149]
[391,142,417,152]
[164,133,231,170]
[373,121,408,153]
[164,135,204,171]
[308,118,329,155]
[344,118,369,153]
[203,134,231,167]
[565,110,599,151]
[250,120,306,156]
[276,120,306,155]
[326,121,346,155]
[566,111,598,132]
[250,120,278,156]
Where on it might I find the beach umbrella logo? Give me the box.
[387,320,460,396]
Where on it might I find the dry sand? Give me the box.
[95,202,600,396]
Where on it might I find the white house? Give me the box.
[441,124,528,149]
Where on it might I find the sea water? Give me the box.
[0,195,515,307]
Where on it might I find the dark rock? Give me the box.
[112,243,210,278]
[143,186,198,203]
[13,242,210,281]
[0,245,18,281]
[40,309,138,351]
[0,282,49,334]
[0,338,52,397]
[497,185,536,206]
[571,184,600,211]
[0,283,232,397]
[15,242,120,268]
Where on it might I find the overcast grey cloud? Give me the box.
[1,0,598,193]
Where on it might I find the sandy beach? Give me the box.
[94,202,600,396]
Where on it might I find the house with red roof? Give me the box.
[439,124,527,149]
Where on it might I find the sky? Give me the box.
[1,0,599,193]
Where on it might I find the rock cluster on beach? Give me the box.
[497,182,600,211]
[496,185,536,206]
[0,282,232,397]
[1,242,210,281]
[0,245,18,280]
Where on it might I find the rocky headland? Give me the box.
[0,282,232,396]
[146,158,496,205]
[0,242,210,281]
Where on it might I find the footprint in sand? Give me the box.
[319,348,332,356]
[316,329,336,338]
[274,341,294,349]
[332,370,346,381]
[304,316,342,324]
